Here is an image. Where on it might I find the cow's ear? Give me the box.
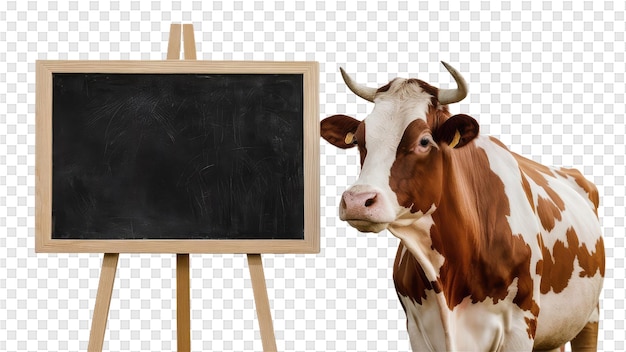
[321,114,361,149]
[434,114,479,148]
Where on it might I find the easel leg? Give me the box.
[247,254,278,352]
[88,253,119,352]
[177,254,191,352]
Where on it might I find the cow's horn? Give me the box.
[340,67,377,103]
[438,62,468,105]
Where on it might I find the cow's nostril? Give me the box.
[341,190,379,211]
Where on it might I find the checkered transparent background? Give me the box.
[1,0,624,351]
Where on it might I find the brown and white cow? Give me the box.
[321,62,604,351]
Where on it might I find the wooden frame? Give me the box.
[35,60,320,254]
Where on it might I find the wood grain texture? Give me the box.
[87,253,119,352]
[166,24,181,60]
[35,59,320,254]
[35,61,53,253]
[247,254,278,351]
[182,24,196,60]
[176,254,191,352]
[35,60,318,74]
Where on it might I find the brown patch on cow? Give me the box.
[355,123,367,166]
[520,173,535,210]
[430,280,443,294]
[514,152,556,178]
[392,138,538,314]
[525,317,538,339]
[574,234,605,278]
[560,167,600,214]
[513,152,566,218]
[524,299,541,339]
[539,232,575,294]
[431,146,538,311]
[426,103,451,132]
[390,119,444,215]
[393,243,433,303]
[536,196,563,231]
[538,228,605,294]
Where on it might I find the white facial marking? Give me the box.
[350,81,433,224]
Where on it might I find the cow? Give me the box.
[321,62,604,351]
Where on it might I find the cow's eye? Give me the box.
[413,135,438,154]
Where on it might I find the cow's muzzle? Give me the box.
[339,187,395,233]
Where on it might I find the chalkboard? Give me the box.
[36,61,319,253]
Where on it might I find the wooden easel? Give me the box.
[87,24,277,352]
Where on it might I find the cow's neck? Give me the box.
[388,146,486,350]
[390,145,492,293]
[389,142,522,349]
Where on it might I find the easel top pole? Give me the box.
[166,24,182,60]
[167,23,196,352]
[167,23,197,61]
[183,24,197,60]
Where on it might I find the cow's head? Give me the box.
[321,62,479,233]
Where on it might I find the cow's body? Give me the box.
[321,63,604,351]
[391,135,603,351]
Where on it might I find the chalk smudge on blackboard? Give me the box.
[52,73,304,240]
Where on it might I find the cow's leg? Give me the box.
[569,321,599,352]
[570,304,600,352]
